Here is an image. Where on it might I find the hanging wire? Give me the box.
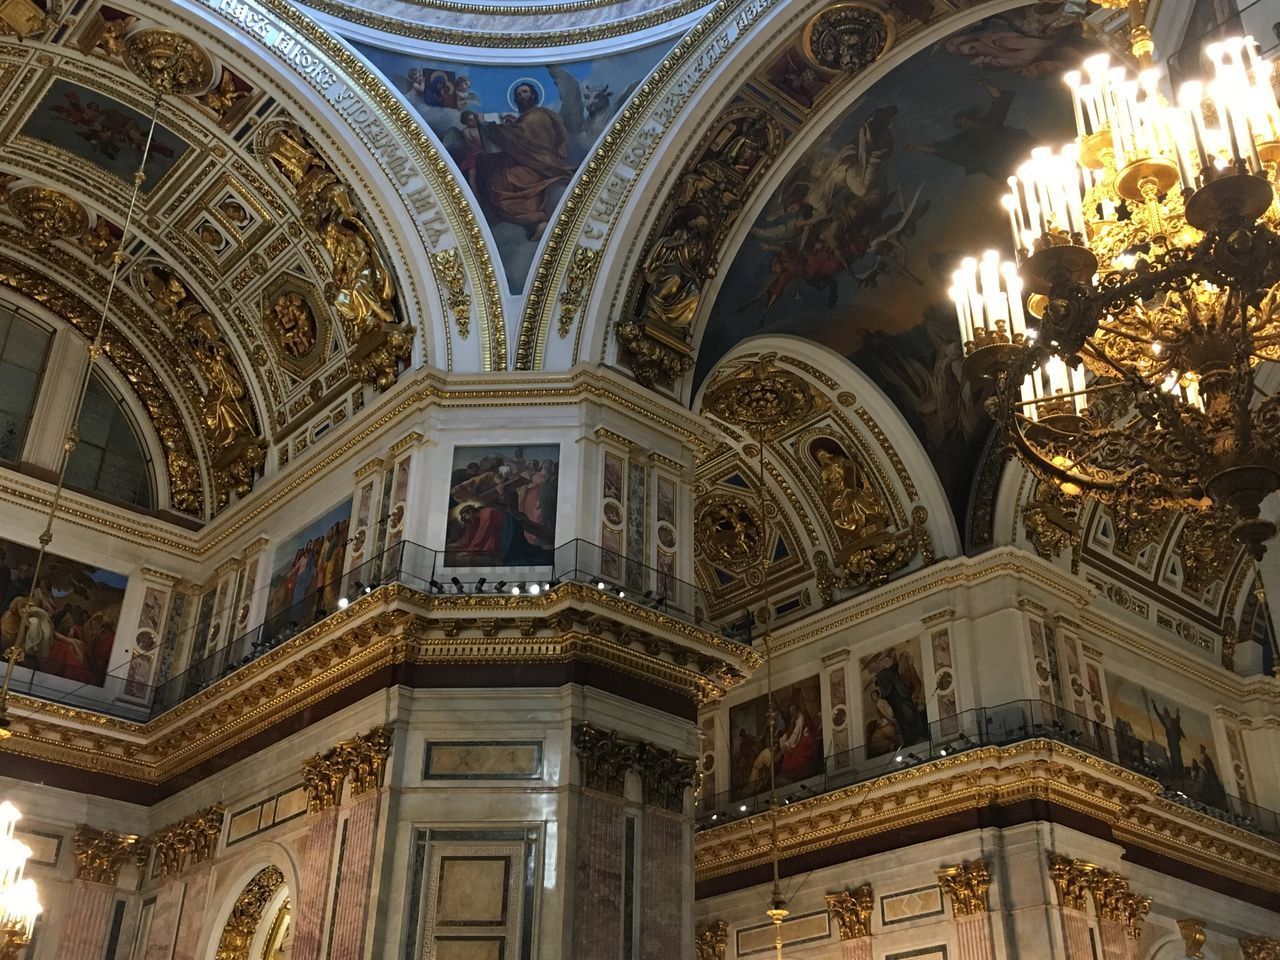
[0,90,167,732]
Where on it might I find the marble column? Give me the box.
[840,940,873,960]
[640,808,682,960]
[955,914,997,960]
[939,860,994,960]
[171,862,214,960]
[571,791,625,957]
[1061,910,1093,960]
[289,806,340,960]
[1098,919,1128,960]
[328,790,382,960]
[57,879,116,960]
[142,878,185,960]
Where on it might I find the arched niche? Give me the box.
[693,334,957,623]
[208,864,289,960]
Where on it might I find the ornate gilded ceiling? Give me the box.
[0,0,429,519]
[693,342,953,624]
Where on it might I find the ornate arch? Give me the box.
[694,335,957,622]
[212,865,286,960]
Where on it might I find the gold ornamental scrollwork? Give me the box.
[122,28,215,95]
[214,865,285,960]
[694,920,728,960]
[937,859,990,916]
[1047,853,1093,911]
[558,245,600,339]
[825,883,873,939]
[1177,919,1206,960]
[302,724,394,811]
[74,825,140,884]
[7,186,89,241]
[702,354,825,439]
[429,248,471,340]
[802,3,892,73]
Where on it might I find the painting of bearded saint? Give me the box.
[729,674,824,799]
[697,7,1102,527]
[861,638,929,758]
[353,42,673,292]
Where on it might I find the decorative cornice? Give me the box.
[921,608,955,627]
[826,883,873,939]
[74,825,141,884]
[938,860,990,917]
[354,457,385,482]
[389,431,426,456]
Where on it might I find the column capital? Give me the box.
[694,920,728,960]
[826,884,873,939]
[1047,853,1094,911]
[937,859,990,917]
[73,825,140,884]
[148,803,224,879]
[302,724,394,810]
[1240,937,1280,960]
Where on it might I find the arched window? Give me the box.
[65,369,154,509]
[0,308,52,464]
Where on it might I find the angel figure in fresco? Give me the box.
[903,75,1035,182]
[943,6,1094,78]
[736,105,928,321]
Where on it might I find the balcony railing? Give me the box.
[9,537,726,722]
[696,698,1280,841]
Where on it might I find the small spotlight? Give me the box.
[543,582,551,591]
[429,579,444,593]
[363,584,373,594]
[512,584,522,595]
[338,597,349,610]
[618,589,626,598]
[739,804,747,812]
[451,576,464,594]
[710,814,718,821]
[895,754,904,763]
[939,748,947,756]
[529,583,542,595]
[494,581,507,593]
[476,577,487,592]
[644,590,654,600]
[596,581,606,590]
[354,580,366,593]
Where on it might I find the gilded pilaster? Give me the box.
[939,861,994,960]
[826,884,873,960]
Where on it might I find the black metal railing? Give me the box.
[696,698,1280,840]
[11,537,727,721]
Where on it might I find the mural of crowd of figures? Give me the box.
[264,500,352,626]
[1106,674,1229,809]
[697,7,1100,523]
[354,41,673,291]
[729,673,824,799]
[0,537,125,687]
[860,637,929,758]
[445,445,560,566]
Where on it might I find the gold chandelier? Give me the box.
[954,25,1280,557]
[0,803,40,960]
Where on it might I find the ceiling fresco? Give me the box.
[352,38,675,292]
[695,7,1103,526]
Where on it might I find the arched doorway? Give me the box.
[213,866,291,960]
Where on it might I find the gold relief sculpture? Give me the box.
[697,497,763,571]
[1046,854,1149,937]
[269,292,317,359]
[429,248,470,339]
[91,13,137,59]
[701,355,824,439]
[214,865,285,960]
[79,217,121,265]
[825,883,873,939]
[1240,937,1280,960]
[1177,919,1206,960]
[74,825,140,884]
[122,28,214,96]
[1107,501,1174,560]
[802,3,892,74]
[624,109,779,387]
[1175,511,1237,598]
[694,920,729,960]
[558,245,600,338]
[0,0,48,37]
[149,803,224,879]
[815,445,889,540]
[1023,483,1080,563]
[301,751,346,813]
[937,860,991,916]
[266,124,411,386]
[200,69,248,119]
[1046,853,1093,911]
[7,186,89,241]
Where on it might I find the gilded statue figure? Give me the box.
[815,447,888,539]
[272,291,316,358]
[268,126,396,341]
[202,343,254,449]
[640,206,712,330]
